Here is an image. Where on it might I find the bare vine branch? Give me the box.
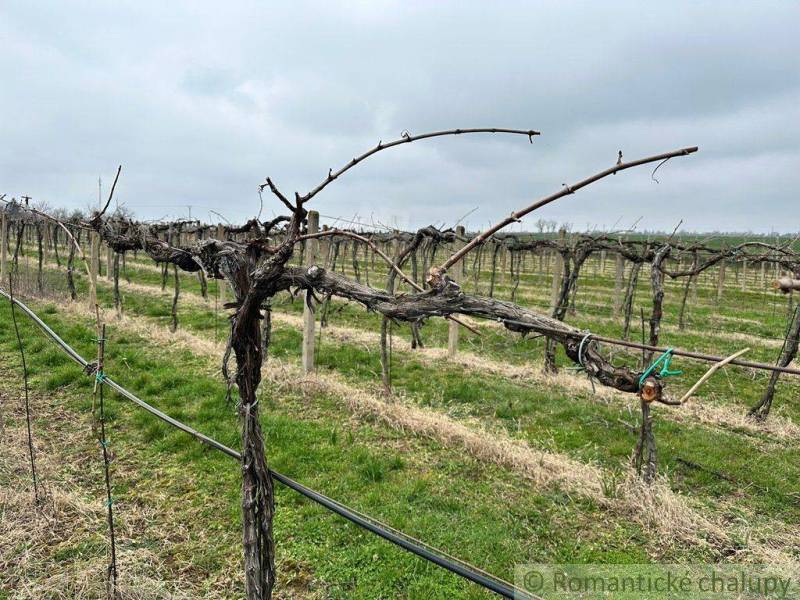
[94,165,122,221]
[258,177,294,213]
[298,128,540,204]
[438,146,699,273]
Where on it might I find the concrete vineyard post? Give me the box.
[43,221,51,268]
[320,224,330,268]
[741,260,747,292]
[613,252,624,316]
[302,211,319,374]
[550,253,563,311]
[0,211,7,285]
[89,231,99,309]
[448,225,466,358]
[106,243,113,281]
[216,224,226,306]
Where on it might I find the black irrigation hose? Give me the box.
[0,289,240,459]
[269,471,523,598]
[0,289,528,600]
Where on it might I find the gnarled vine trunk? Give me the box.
[232,300,275,599]
[749,304,800,421]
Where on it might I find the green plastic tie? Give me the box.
[638,348,683,389]
[104,497,115,507]
[96,372,107,384]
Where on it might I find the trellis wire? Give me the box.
[499,318,800,377]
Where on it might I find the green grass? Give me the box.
[74,277,800,527]
[4,237,800,596]
[1,297,692,599]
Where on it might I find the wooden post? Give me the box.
[774,237,780,280]
[461,232,468,279]
[0,211,7,285]
[448,226,466,358]
[613,252,624,316]
[302,211,319,374]
[391,237,400,276]
[89,231,100,309]
[550,252,563,311]
[716,261,726,303]
[42,221,51,267]
[741,260,747,292]
[319,224,331,268]
[216,224,227,306]
[106,243,114,281]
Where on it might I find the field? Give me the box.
[2,233,800,599]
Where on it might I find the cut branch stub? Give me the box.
[774,277,800,294]
[639,377,661,403]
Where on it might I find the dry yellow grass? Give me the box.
[0,385,237,599]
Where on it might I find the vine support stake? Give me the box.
[447,225,466,358]
[0,210,8,285]
[89,231,100,310]
[302,210,319,374]
[96,324,119,598]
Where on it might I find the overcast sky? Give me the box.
[1,1,798,233]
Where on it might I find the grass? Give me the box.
[1,296,683,599]
[51,261,800,526]
[2,238,800,597]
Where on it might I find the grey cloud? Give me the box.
[1,0,798,232]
